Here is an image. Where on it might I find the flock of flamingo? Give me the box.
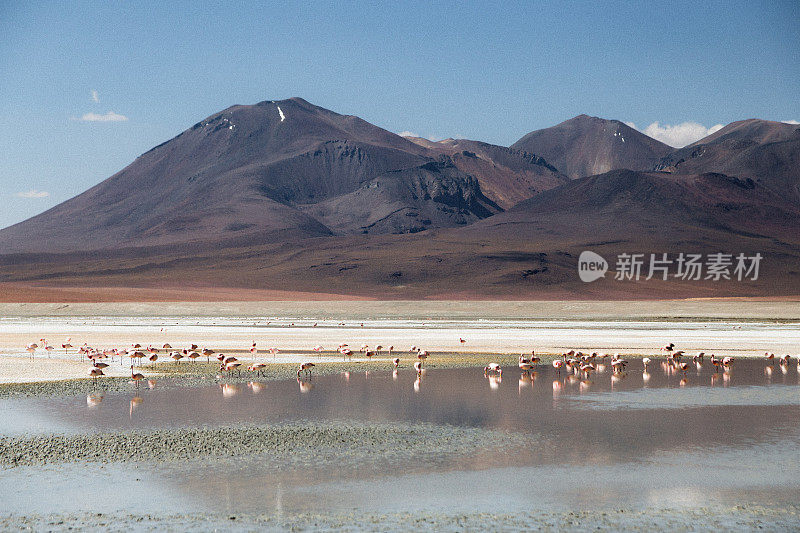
[22,338,432,388]
[21,337,797,394]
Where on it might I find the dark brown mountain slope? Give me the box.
[405,137,569,208]
[656,120,800,203]
[3,170,798,299]
[0,98,498,253]
[511,115,674,179]
[687,118,799,147]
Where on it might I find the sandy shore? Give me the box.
[2,299,799,319]
[0,355,133,383]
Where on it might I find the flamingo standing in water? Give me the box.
[414,361,423,376]
[88,367,104,385]
[552,360,563,375]
[642,357,652,371]
[248,362,267,376]
[484,363,502,376]
[297,362,315,377]
[62,338,73,353]
[518,356,533,373]
[221,361,242,377]
[130,365,144,388]
[392,357,400,369]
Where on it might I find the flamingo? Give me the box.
[552,359,563,375]
[188,351,200,362]
[417,350,429,362]
[162,343,172,349]
[202,347,214,362]
[88,367,104,385]
[62,338,73,353]
[722,356,733,368]
[388,345,394,356]
[130,365,144,388]
[679,362,690,375]
[221,361,242,376]
[414,361,423,376]
[93,361,109,370]
[248,363,267,376]
[297,362,315,377]
[375,345,383,356]
[484,363,502,376]
[779,354,791,365]
[518,356,533,373]
[392,357,400,369]
[170,351,184,363]
[642,357,651,370]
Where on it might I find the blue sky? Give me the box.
[1,1,798,230]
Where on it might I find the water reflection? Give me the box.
[86,391,104,408]
[221,383,241,398]
[129,395,143,418]
[297,378,313,393]
[247,382,266,394]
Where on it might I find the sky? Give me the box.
[1,1,798,230]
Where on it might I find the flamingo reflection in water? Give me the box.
[129,395,143,418]
[221,383,241,398]
[248,381,267,394]
[86,391,104,407]
[297,377,314,393]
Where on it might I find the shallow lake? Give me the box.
[1,357,799,516]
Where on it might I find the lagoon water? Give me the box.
[1,357,799,517]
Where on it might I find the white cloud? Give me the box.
[782,119,799,125]
[398,131,419,138]
[79,111,128,122]
[15,190,49,199]
[91,89,99,103]
[626,121,725,148]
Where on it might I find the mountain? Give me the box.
[404,137,569,208]
[1,102,799,300]
[0,98,499,253]
[511,115,673,179]
[656,119,800,203]
[688,119,799,147]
